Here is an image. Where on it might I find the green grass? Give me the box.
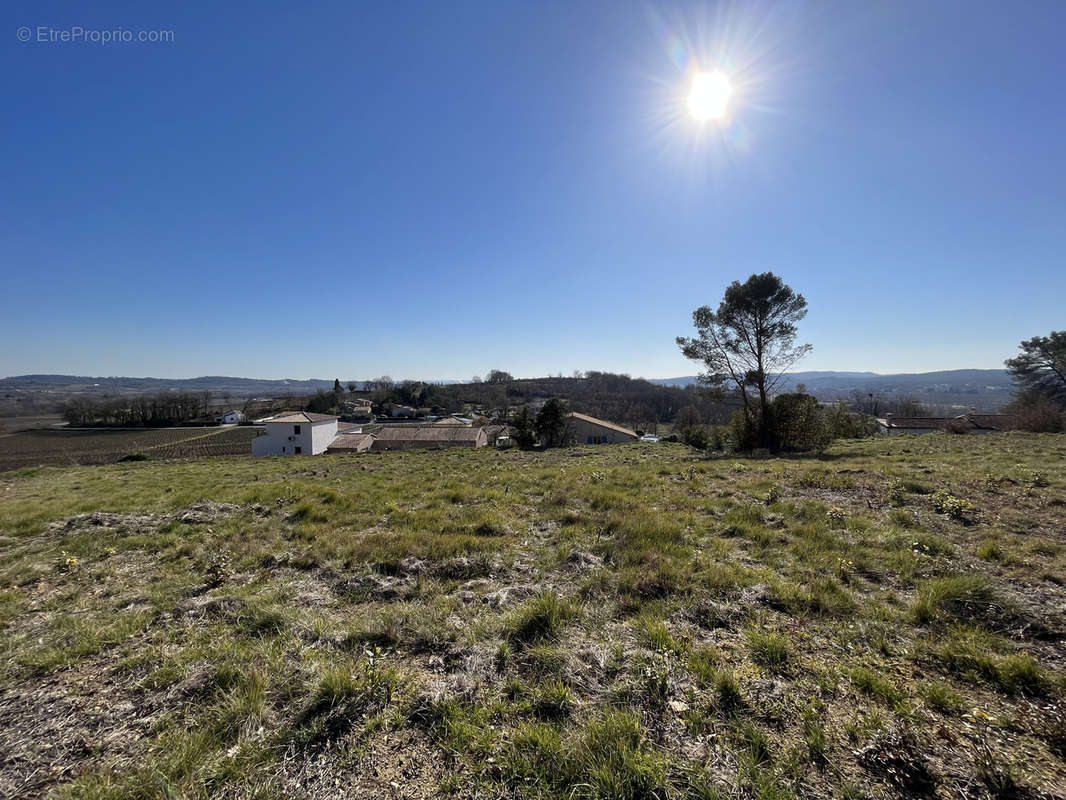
[746,627,791,670]
[506,591,577,645]
[1,433,1065,798]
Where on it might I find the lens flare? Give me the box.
[687,70,733,122]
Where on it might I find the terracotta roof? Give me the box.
[373,426,486,443]
[326,433,375,452]
[568,412,638,438]
[261,411,338,424]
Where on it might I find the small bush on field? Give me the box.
[577,710,670,800]
[888,480,906,506]
[747,628,789,670]
[117,452,151,462]
[920,682,966,714]
[912,575,999,626]
[532,679,575,721]
[826,506,848,527]
[1015,466,1049,488]
[506,592,576,646]
[848,667,903,705]
[298,660,399,745]
[688,645,722,685]
[929,629,1046,695]
[976,538,1004,561]
[679,426,711,450]
[932,490,974,522]
[636,615,682,653]
[715,670,743,710]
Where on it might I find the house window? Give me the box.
[294,424,301,435]
[282,446,285,453]
[587,436,594,444]
[295,446,302,454]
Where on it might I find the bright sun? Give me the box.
[687,70,733,122]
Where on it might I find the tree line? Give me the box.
[61,392,214,427]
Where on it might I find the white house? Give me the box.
[216,410,244,425]
[251,412,339,457]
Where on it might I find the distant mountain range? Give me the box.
[1,369,1016,412]
[0,374,344,397]
[649,369,1014,411]
[648,369,1011,391]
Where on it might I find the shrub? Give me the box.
[823,403,878,439]
[746,628,789,670]
[932,490,974,522]
[730,410,760,453]
[680,425,711,450]
[768,393,832,452]
[912,575,998,625]
[715,670,743,710]
[577,710,670,800]
[506,592,577,646]
[931,630,1046,695]
[1004,392,1065,433]
[532,679,575,721]
[848,667,903,705]
[976,538,1004,561]
[920,682,965,714]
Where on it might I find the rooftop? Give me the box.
[373,426,485,443]
[259,411,338,424]
[568,411,638,438]
[326,433,376,451]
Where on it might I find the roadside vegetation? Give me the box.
[0,433,1064,798]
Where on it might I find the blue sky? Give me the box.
[3,1,1064,381]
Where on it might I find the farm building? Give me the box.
[325,432,375,453]
[251,412,339,456]
[370,425,488,452]
[482,424,513,446]
[568,412,638,444]
[875,413,1013,435]
[344,398,373,417]
[215,410,244,425]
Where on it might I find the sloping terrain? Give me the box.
[0,435,1064,799]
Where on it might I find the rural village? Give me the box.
[3,3,1065,799]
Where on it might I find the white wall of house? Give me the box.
[311,421,339,453]
[252,419,338,456]
[217,411,243,425]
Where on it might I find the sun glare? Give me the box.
[687,70,732,122]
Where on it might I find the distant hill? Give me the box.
[0,374,342,399]
[650,369,1014,412]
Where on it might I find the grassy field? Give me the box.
[0,426,260,472]
[0,434,1064,799]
